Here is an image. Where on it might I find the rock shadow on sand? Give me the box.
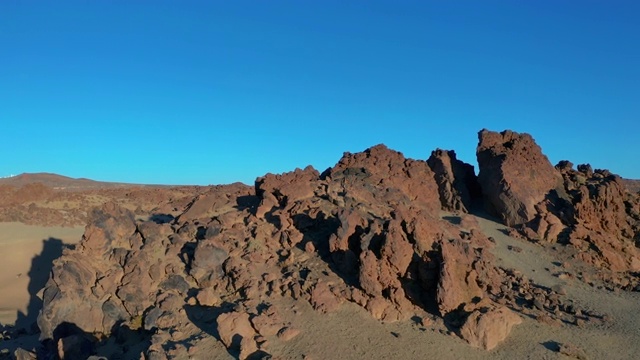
[15,237,71,333]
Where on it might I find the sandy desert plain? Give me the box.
[1,129,640,360]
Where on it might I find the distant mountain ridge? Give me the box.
[0,172,142,190]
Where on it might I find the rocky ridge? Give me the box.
[7,130,640,359]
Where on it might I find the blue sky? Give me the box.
[1,1,638,185]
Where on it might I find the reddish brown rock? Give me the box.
[196,288,220,307]
[216,311,258,359]
[255,166,321,218]
[437,239,485,315]
[623,179,640,194]
[251,304,286,337]
[309,281,342,314]
[327,209,367,275]
[566,174,640,272]
[33,135,625,359]
[459,306,522,350]
[190,238,229,286]
[539,163,640,273]
[328,144,441,215]
[557,342,588,360]
[532,210,565,243]
[477,129,563,226]
[38,204,138,340]
[427,149,480,212]
[178,184,254,222]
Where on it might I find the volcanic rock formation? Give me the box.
[25,130,640,359]
[540,162,640,273]
[477,129,640,284]
[36,143,528,358]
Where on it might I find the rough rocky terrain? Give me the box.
[623,179,640,195]
[2,129,640,360]
[0,175,208,227]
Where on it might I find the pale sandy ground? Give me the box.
[0,222,84,327]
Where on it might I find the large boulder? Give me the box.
[477,129,563,226]
[216,311,258,359]
[459,306,522,350]
[436,238,499,315]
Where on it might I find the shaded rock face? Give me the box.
[477,129,563,226]
[38,185,253,358]
[178,183,256,222]
[254,145,456,322]
[427,149,480,212]
[216,311,258,359]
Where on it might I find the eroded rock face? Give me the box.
[327,144,442,216]
[437,239,497,315]
[504,159,640,278]
[427,149,480,212]
[38,202,137,340]
[477,129,563,226]
[552,163,640,272]
[178,183,256,222]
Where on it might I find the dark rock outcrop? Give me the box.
[427,149,480,212]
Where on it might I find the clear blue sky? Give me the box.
[1,1,638,185]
